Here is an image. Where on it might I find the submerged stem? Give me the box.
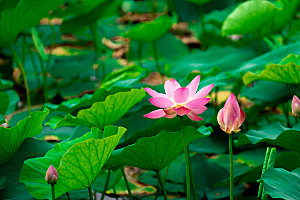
[180,116,191,200]
[66,192,70,200]
[121,167,133,200]
[100,170,111,200]
[112,186,118,200]
[88,186,93,200]
[156,170,168,200]
[229,134,234,200]
[9,43,31,113]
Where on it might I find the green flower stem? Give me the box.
[282,103,291,127]
[88,186,93,200]
[187,145,197,200]
[100,170,111,200]
[156,170,168,200]
[152,41,163,79]
[180,116,191,200]
[51,184,55,200]
[295,116,299,124]
[229,134,234,200]
[89,22,105,79]
[121,166,133,200]
[66,192,71,200]
[9,43,31,113]
[138,42,144,67]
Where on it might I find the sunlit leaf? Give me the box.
[0,109,49,165]
[57,128,125,194]
[56,89,145,129]
[243,54,300,84]
[20,126,125,199]
[222,0,299,37]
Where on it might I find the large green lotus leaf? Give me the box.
[0,139,53,200]
[105,126,210,170]
[240,81,289,105]
[214,150,300,186]
[243,54,300,84]
[189,130,228,154]
[222,0,277,36]
[262,167,300,199]
[60,0,120,33]
[100,65,150,90]
[57,128,125,195]
[49,50,97,79]
[20,126,125,199]
[0,109,49,165]
[236,122,300,152]
[0,89,19,115]
[235,42,300,75]
[19,129,103,199]
[44,88,107,113]
[55,89,145,129]
[165,46,257,79]
[190,154,245,199]
[222,0,299,37]
[0,0,63,46]
[1,138,88,200]
[124,15,173,42]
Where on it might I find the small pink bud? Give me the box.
[292,95,300,117]
[217,94,245,134]
[45,165,58,184]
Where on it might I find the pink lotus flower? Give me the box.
[217,94,245,134]
[292,95,300,117]
[143,75,214,121]
[45,165,58,184]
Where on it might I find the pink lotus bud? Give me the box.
[45,165,58,184]
[292,95,300,117]
[217,94,245,134]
